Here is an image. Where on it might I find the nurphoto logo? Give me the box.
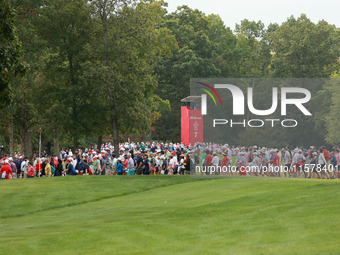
[194,79,313,129]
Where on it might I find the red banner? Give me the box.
[181,107,203,146]
[190,109,203,145]
[181,106,190,145]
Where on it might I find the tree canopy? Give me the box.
[0,1,339,154]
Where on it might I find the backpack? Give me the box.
[51,165,55,175]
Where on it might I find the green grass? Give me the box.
[1,176,340,254]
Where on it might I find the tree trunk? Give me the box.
[47,141,51,155]
[97,136,103,151]
[9,116,14,156]
[54,137,59,156]
[111,104,119,156]
[112,116,119,156]
[67,53,79,149]
[21,127,32,159]
[27,133,33,160]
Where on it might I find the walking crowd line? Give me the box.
[1,142,340,180]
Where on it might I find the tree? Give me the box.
[36,0,96,148]
[324,69,340,144]
[88,0,176,155]
[270,14,337,78]
[0,0,25,107]
[233,19,271,77]
[153,6,236,142]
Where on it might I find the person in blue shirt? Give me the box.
[135,152,144,175]
[116,160,123,175]
[143,154,150,175]
[330,151,337,178]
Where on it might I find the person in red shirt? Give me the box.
[1,160,13,179]
[122,155,128,173]
[27,162,35,178]
[204,151,213,175]
[273,150,280,177]
[35,158,42,177]
[323,147,330,162]
[221,153,230,175]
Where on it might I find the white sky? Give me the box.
[165,0,339,30]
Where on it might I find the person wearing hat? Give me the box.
[93,155,101,175]
[179,154,186,175]
[250,151,260,176]
[110,153,117,175]
[201,150,207,168]
[127,154,135,175]
[204,151,213,175]
[161,156,168,175]
[100,153,108,176]
[149,153,156,175]
[318,148,329,179]
[272,149,281,177]
[142,154,150,175]
[172,152,179,175]
[27,161,35,178]
[8,157,17,178]
[335,149,340,179]
[281,148,290,178]
[211,152,220,175]
[1,160,13,179]
[104,153,112,176]
[310,152,321,179]
[135,152,143,175]
[121,154,128,175]
[13,156,22,178]
[66,158,74,176]
[168,155,175,175]
[221,152,230,175]
[236,152,247,176]
[20,156,29,179]
[260,151,269,177]
[291,149,300,178]
[155,154,163,175]
[44,158,52,177]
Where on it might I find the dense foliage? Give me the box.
[0,1,339,156]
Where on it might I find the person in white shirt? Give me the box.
[127,154,135,175]
[318,148,328,179]
[112,154,117,174]
[72,157,77,170]
[156,155,162,174]
[282,148,291,178]
[179,154,186,175]
[251,152,260,176]
[172,154,178,174]
[168,155,175,175]
[227,147,232,160]
[21,157,29,178]
[211,152,220,175]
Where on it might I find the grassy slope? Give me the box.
[1,176,340,254]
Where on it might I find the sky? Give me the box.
[165,0,339,30]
